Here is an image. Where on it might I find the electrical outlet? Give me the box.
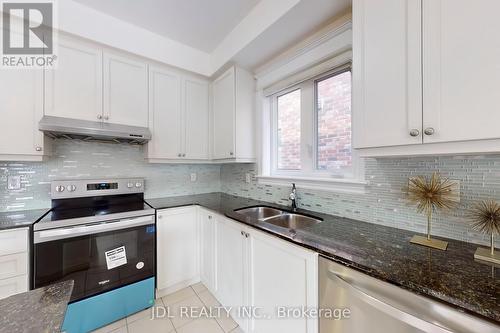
[7,176,21,190]
[190,173,197,182]
[245,173,252,184]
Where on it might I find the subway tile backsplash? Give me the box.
[0,139,220,211]
[1,139,499,247]
[221,158,500,248]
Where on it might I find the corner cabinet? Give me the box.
[212,66,256,162]
[353,0,500,156]
[146,66,210,162]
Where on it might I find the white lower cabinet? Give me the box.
[0,228,29,300]
[214,215,248,329]
[199,209,216,293]
[158,207,318,333]
[213,215,318,333]
[156,207,199,295]
[247,228,318,333]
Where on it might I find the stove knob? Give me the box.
[135,182,142,188]
[66,185,76,192]
[55,185,65,193]
[127,182,134,189]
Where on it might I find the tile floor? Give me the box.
[92,282,242,333]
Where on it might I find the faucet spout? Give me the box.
[289,183,297,211]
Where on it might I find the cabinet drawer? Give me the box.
[0,229,28,256]
[0,275,28,300]
[0,253,28,280]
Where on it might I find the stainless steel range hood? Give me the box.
[39,116,152,145]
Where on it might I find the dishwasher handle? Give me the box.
[327,269,454,333]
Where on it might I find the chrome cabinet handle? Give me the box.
[177,153,182,157]
[424,127,435,136]
[104,115,109,120]
[182,153,186,157]
[97,114,102,120]
[409,129,420,137]
[229,152,234,156]
[241,231,244,236]
[208,215,212,220]
[35,146,42,152]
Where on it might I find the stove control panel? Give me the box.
[51,178,145,199]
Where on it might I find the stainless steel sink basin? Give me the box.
[235,206,322,230]
[264,213,322,229]
[235,206,283,220]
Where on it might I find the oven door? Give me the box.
[34,215,155,303]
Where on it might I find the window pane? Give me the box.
[316,71,352,173]
[277,89,301,170]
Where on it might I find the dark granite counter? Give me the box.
[0,280,73,333]
[146,192,500,324]
[0,209,49,230]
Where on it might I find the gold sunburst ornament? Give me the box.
[406,173,460,250]
[469,200,500,264]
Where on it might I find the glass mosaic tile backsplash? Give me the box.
[0,139,220,211]
[1,138,499,247]
[221,158,500,247]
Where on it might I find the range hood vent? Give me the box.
[39,116,152,145]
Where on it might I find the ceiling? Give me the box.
[73,0,260,52]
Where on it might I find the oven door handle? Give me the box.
[34,215,154,243]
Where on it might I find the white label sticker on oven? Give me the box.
[105,246,127,270]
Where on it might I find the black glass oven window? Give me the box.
[34,224,155,302]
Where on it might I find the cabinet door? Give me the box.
[184,78,209,159]
[215,216,246,327]
[199,209,216,292]
[103,52,148,127]
[148,67,182,159]
[423,0,500,143]
[248,229,318,333]
[0,275,28,300]
[156,207,199,292]
[353,0,422,148]
[0,68,45,157]
[212,67,235,159]
[45,37,102,122]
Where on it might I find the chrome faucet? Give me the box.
[289,183,297,211]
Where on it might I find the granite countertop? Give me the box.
[0,280,74,333]
[146,192,500,324]
[0,209,49,231]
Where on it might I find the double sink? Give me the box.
[235,206,322,230]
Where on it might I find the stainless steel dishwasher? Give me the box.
[319,256,499,333]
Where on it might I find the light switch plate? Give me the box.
[190,173,197,182]
[7,176,21,190]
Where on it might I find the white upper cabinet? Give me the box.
[103,51,149,127]
[147,66,183,159]
[0,67,49,161]
[146,66,209,162]
[354,0,500,156]
[212,66,255,161]
[353,0,422,148]
[422,0,500,144]
[184,78,209,159]
[45,36,103,122]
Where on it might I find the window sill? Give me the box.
[256,175,367,194]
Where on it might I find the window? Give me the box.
[269,65,360,182]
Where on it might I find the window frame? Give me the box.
[269,64,364,183]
